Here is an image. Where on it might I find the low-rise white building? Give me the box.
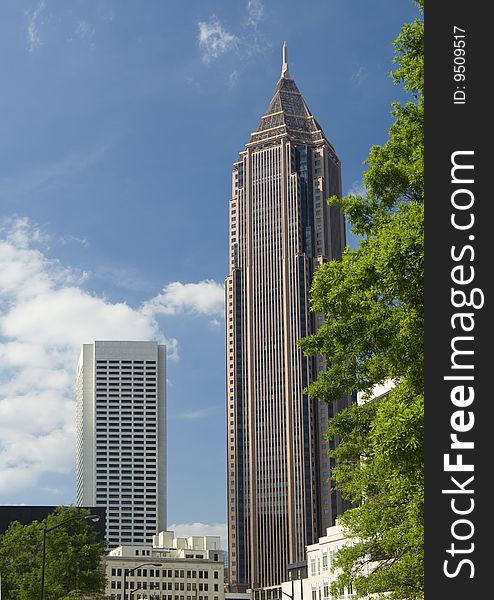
[105,530,225,600]
[280,521,373,600]
[356,380,395,406]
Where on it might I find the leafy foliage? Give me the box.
[0,506,107,600]
[299,2,424,598]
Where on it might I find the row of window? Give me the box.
[96,396,157,401]
[110,594,219,600]
[97,379,157,383]
[96,448,156,452]
[112,579,219,593]
[96,371,156,376]
[96,360,156,363]
[97,394,157,398]
[96,389,157,394]
[96,364,156,368]
[111,568,219,579]
[96,367,156,377]
[311,584,354,600]
[95,439,157,444]
[98,493,156,498]
[97,413,157,417]
[108,513,156,519]
[96,367,156,373]
[108,526,156,532]
[109,517,155,522]
[96,382,157,388]
[97,374,157,378]
[96,373,156,379]
[309,547,342,576]
[109,538,150,544]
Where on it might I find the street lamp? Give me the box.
[123,562,161,600]
[39,513,100,600]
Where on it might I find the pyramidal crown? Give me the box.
[247,43,333,148]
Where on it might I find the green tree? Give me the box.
[299,2,424,598]
[0,506,108,600]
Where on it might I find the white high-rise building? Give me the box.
[76,340,167,548]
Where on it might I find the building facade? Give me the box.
[356,380,395,406]
[105,530,224,600]
[280,522,362,600]
[225,44,351,590]
[76,340,166,548]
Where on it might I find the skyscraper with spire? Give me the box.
[225,44,351,590]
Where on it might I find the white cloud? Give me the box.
[142,280,224,318]
[2,287,158,348]
[228,70,239,89]
[0,143,111,199]
[0,217,225,499]
[26,0,47,53]
[347,179,367,197]
[40,486,65,496]
[167,522,227,551]
[96,4,116,23]
[247,0,264,29]
[198,16,237,63]
[93,264,151,293]
[172,406,222,421]
[351,65,369,86]
[184,74,205,94]
[196,2,267,79]
[59,234,89,247]
[75,19,95,44]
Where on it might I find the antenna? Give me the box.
[281,41,291,79]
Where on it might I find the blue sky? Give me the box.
[0,0,420,544]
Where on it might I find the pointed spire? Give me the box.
[281,41,291,79]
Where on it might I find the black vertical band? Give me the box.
[425,2,490,597]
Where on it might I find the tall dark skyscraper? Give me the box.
[225,44,350,590]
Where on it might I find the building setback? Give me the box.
[225,44,352,590]
[76,340,166,548]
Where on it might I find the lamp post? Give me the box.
[39,513,100,600]
[123,562,161,600]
